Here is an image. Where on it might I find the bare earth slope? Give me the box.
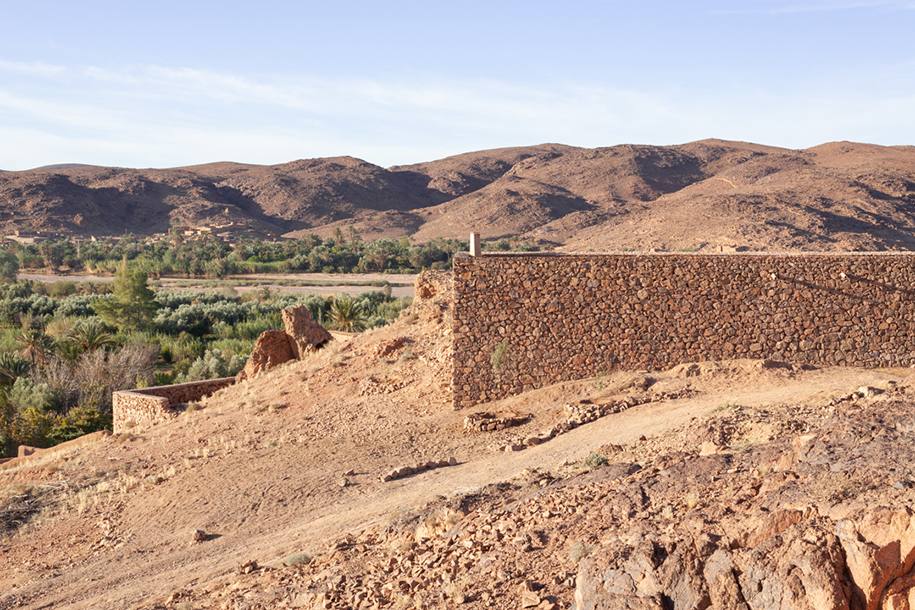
[0,276,912,609]
[3,140,915,250]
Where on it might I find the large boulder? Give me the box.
[282,305,332,359]
[237,306,334,381]
[236,330,295,381]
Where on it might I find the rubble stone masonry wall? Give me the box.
[452,252,915,408]
[112,378,235,433]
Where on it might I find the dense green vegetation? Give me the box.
[0,269,412,458]
[8,230,537,277]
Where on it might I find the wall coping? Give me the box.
[113,377,237,401]
[456,251,915,258]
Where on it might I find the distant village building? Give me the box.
[4,230,49,244]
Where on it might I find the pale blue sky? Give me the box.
[1,0,913,169]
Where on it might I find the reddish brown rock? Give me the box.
[414,270,453,302]
[282,305,332,359]
[237,330,295,381]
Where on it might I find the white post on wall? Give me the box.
[470,233,481,257]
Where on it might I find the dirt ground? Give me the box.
[0,286,907,609]
[18,272,417,298]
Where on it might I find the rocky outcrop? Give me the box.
[237,306,333,381]
[414,270,453,302]
[570,386,915,610]
[282,305,332,359]
[237,330,295,381]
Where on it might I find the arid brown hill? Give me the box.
[2,140,914,251]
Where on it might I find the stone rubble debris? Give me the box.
[381,457,458,482]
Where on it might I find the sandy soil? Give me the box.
[17,272,417,297]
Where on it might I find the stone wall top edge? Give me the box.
[115,377,236,398]
[454,251,915,259]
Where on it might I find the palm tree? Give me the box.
[0,352,31,386]
[16,329,55,365]
[327,297,366,332]
[67,319,117,352]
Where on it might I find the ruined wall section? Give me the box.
[452,253,915,408]
[112,378,235,433]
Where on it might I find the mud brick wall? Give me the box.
[112,378,235,433]
[452,252,915,408]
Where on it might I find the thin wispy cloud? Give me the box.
[0,57,913,169]
[0,59,65,78]
[713,0,915,14]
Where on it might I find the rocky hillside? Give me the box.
[156,378,915,610]
[3,140,915,251]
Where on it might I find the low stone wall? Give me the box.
[453,252,915,408]
[0,430,112,470]
[113,378,235,433]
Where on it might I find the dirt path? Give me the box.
[229,272,418,285]
[2,361,901,609]
[18,271,417,297]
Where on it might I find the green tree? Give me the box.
[67,318,117,352]
[16,329,55,365]
[327,297,366,332]
[93,262,157,332]
[0,352,30,386]
[0,249,19,283]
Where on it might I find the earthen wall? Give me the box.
[112,378,235,433]
[452,252,915,408]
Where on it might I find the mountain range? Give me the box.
[2,139,914,251]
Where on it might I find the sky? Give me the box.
[0,0,913,170]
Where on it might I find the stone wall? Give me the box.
[112,378,235,433]
[452,252,915,408]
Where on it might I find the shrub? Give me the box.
[569,541,594,564]
[283,552,312,567]
[582,453,609,469]
[327,297,366,332]
[67,318,116,352]
[491,340,510,377]
[153,301,273,335]
[0,352,30,386]
[178,349,247,382]
[56,295,106,318]
[8,377,57,413]
[47,404,111,444]
[2,377,60,449]
[33,342,159,417]
[0,294,57,324]
[4,405,58,449]
[47,281,77,298]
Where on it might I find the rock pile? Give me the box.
[370,337,406,358]
[238,305,332,381]
[495,389,697,453]
[381,457,458,482]
[463,411,531,432]
[359,375,408,396]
